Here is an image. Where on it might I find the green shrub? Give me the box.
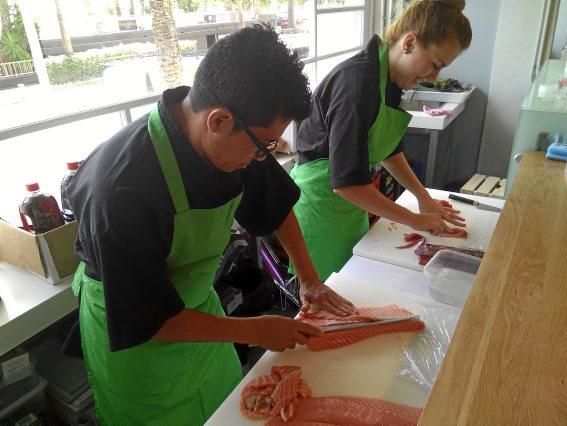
[179,43,196,55]
[46,50,140,85]
[100,50,138,62]
[0,3,32,62]
[45,42,196,85]
[0,32,31,62]
[47,56,104,85]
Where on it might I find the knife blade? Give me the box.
[448,194,502,213]
[475,203,502,212]
[321,316,419,333]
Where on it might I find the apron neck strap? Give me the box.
[148,108,191,213]
[378,43,390,105]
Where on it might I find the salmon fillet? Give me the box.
[269,422,336,426]
[266,396,422,425]
[396,233,426,249]
[397,231,482,266]
[240,366,312,421]
[414,241,485,259]
[300,305,425,352]
[241,366,422,425]
[305,318,425,352]
[299,306,402,327]
[432,227,468,238]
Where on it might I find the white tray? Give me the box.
[402,86,475,103]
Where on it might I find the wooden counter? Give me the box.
[420,152,567,424]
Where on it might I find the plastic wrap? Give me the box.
[397,301,461,390]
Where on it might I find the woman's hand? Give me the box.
[408,212,446,234]
[418,196,466,227]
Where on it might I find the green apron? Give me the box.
[291,43,412,281]
[72,109,242,425]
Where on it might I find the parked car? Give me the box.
[276,14,289,28]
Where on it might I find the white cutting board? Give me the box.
[205,273,461,425]
[353,189,505,272]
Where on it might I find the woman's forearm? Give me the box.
[333,183,416,226]
[381,152,430,201]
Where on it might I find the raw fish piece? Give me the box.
[301,305,425,351]
[267,396,422,425]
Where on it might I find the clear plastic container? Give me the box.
[423,249,481,308]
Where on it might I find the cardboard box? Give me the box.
[0,220,79,285]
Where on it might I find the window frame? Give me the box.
[303,1,375,81]
[0,1,376,143]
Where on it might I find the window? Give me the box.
[0,0,374,226]
[378,0,411,35]
[300,0,372,88]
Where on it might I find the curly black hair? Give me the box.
[189,24,312,127]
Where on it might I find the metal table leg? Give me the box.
[425,129,439,187]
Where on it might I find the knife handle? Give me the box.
[449,194,476,205]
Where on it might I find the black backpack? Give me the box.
[214,231,277,317]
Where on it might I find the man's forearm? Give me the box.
[154,309,258,344]
[274,210,320,282]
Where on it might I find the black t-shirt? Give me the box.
[296,35,404,188]
[68,86,300,351]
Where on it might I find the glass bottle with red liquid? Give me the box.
[19,183,65,234]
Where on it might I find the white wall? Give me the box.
[372,1,553,187]
[477,0,548,177]
[395,0,502,189]
[433,0,502,186]
[550,0,567,58]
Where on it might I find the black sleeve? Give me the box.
[387,139,405,158]
[235,154,300,236]
[328,106,373,188]
[386,82,405,158]
[81,188,184,352]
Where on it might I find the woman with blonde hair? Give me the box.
[291,0,472,281]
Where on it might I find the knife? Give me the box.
[448,194,503,213]
[321,316,419,333]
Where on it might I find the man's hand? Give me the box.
[250,316,322,352]
[418,196,466,228]
[299,279,356,317]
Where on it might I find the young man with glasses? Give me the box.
[66,25,354,425]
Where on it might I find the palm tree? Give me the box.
[1,0,11,39]
[53,0,73,55]
[150,0,183,88]
[235,0,244,27]
[115,0,122,16]
[287,0,295,29]
[139,0,145,14]
[129,0,135,15]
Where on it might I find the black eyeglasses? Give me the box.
[233,115,278,159]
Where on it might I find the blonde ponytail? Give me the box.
[425,0,466,12]
[385,0,472,49]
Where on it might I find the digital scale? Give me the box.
[546,133,567,162]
